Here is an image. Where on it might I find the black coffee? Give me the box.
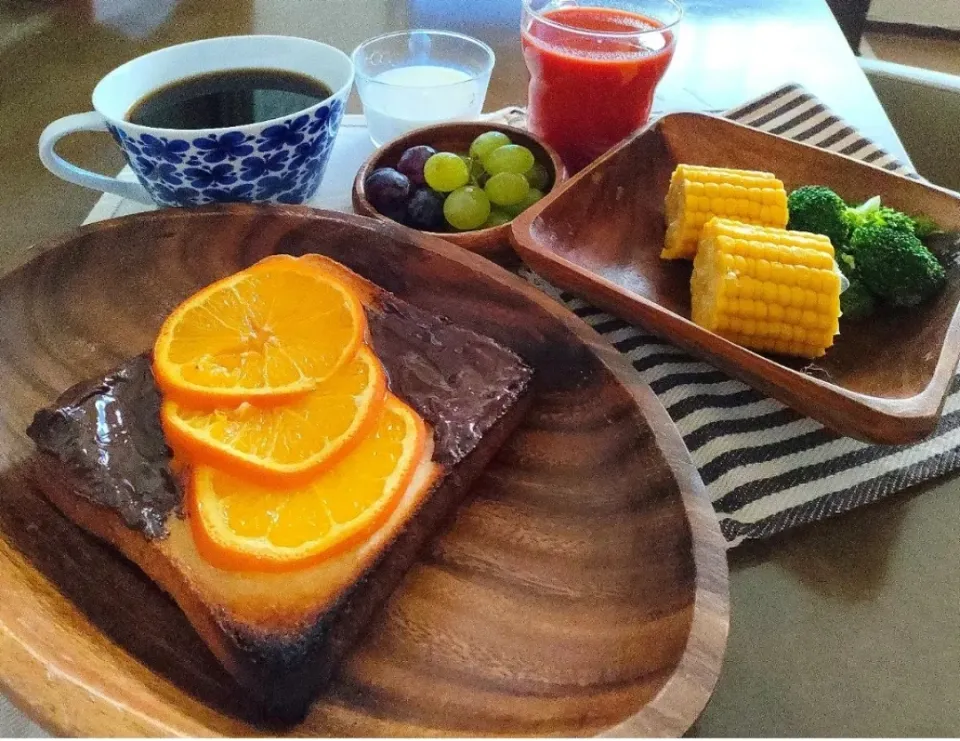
[127,68,333,129]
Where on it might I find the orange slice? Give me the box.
[189,394,428,572]
[295,254,378,304]
[161,346,387,484]
[153,256,365,405]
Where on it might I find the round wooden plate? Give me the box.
[0,206,728,737]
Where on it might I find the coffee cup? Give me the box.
[39,35,353,208]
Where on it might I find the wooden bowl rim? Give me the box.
[0,205,728,738]
[352,121,567,255]
[510,110,960,445]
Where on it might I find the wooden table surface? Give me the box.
[0,0,957,736]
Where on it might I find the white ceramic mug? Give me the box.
[39,35,354,207]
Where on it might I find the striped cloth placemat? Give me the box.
[522,83,960,547]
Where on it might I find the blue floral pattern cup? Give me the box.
[39,36,353,208]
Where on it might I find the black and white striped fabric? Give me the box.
[521,84,960,547]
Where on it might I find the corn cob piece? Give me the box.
[662,165,789,260]
[691,218,841,358]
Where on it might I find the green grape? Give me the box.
[484,172,530,207]
[525,162,550,191]
[503,187,545,217]
[482,144,536,175]
[424,152,469,192]
[482,209,513,229]
[469,131,511,162]
[443,186,491,230]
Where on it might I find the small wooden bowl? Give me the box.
[352,121,565,260]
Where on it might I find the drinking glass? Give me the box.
[521,0,682,173]
[353,30,495,146]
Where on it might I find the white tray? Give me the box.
[83,110,526,226]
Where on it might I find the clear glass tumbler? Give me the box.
[353,30,496,146]
[521,0,682,173]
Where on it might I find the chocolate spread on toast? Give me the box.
[369,295,531,467]
[27,298,532,539]
[26,355,179,538]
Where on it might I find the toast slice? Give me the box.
[27,256,533,722]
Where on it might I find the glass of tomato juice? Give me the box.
[521,0,682,173]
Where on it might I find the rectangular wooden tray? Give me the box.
[510,112,960,444]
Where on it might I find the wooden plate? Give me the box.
[352,121,565,262]
[0,206,727,737]
[510,112,960,444]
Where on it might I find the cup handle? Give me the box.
[39,112,154,204]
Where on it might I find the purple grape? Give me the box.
[396,145,437,187]
[364,167,410,222]
[405,188,446,231]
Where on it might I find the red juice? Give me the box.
[522,5,677,172]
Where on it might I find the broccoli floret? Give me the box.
[787,186,849,247]
[839,279,877,320]
[852,225,946,307]
[876,207,917,234]
[856,206,917,236]
[835,244,858,280]
[844,196,941,240]
[835,245,878,319]
[844,195,881,233]
[789,190,947,310]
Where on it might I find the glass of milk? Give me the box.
[352,30,495,146]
